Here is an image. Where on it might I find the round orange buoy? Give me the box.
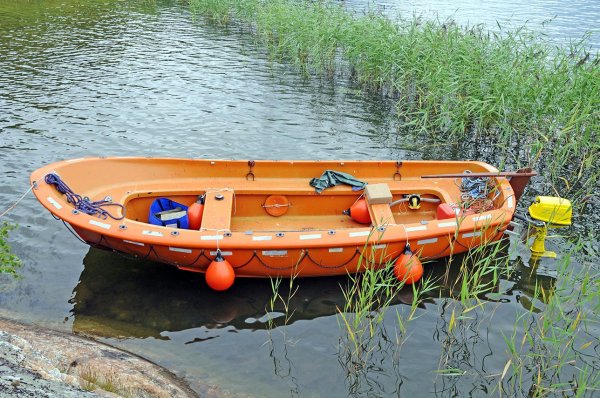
[188,195,205,230]
[205,251,235,291]
[343,198,371,224]
[263,195,290,217]
[394,244,423,285]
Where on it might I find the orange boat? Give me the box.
[30,157,535,289]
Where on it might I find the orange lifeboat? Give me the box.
[30,158,535,290]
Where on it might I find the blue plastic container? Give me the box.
[148,198,189,229]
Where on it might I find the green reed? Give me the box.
[264,270,301,393]
[0,222,21,276]
[337,230,439,369]
[498,238,600,396]
[189,0,599,203]
[187,3,600,391]
[336,226,599,395]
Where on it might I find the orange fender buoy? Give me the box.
[188,195,205,230]
[206,251,235,291]
[394,244,423,285]
[343,198,371,224]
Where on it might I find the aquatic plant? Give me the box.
[189,0,600,207]
[497,238,600,396]
[336,232,438,377]
[335,227,599,396]
[0,222,21,276]
[264,270,301,396]
[186,2,600,394]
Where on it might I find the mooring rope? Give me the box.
[44,173,125,220]
[0,181,38,219]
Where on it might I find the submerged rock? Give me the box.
[0,318,198,397]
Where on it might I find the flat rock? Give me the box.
[0,318,198,397]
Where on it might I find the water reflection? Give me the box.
[71,246,556,339]
[72,248,350,338]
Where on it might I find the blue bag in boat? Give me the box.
[148,198,189,229]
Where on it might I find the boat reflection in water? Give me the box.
[71,247,556,339]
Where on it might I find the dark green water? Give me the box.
[0,1,597,397]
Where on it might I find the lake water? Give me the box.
[350,0,600,50]
[0,1,597,396]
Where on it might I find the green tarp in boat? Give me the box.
[309,170,367,194]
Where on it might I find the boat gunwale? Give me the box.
[30,157,516,252]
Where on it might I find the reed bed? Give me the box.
[190,0,599,204]
[190,2,600,394]
[334,233,600,396]
[498,240,600,396]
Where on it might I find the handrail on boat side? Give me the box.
[421,167,537,204]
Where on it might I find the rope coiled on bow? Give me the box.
[44,173,125,220]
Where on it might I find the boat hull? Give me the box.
[31,157,524,278]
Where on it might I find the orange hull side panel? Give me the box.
[32,157,519,278]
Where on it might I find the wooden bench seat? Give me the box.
[365,184,395,227]
[200,189,234,232]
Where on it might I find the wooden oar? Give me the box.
[421,171,538,179]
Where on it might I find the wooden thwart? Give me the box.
[368,203,395,227]
[200,190,234,231]
[365,184,394,226]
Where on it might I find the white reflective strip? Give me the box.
[372,244,387,249]
[89,219,111,230]
[253,235,272,241]
[123,240,144,246]
[300,234,322,240]
[169,247,192,253]
[209,251,232,256]
[507,196,514,209]
[65,158,83,162]
[406,225,427,232]
[438,221,457,228]
[142,230,163,237]
[47,197,62,209]
[262,250,288,257]
[349,231,370,237]
[462,231,482,238]
[201,235,223,241]
[473,214,492,222]
[329,248,344,253]
[417,238,438,245]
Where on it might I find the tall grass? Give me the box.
[189,0,599,204]
[0,222,21,276]
[336,229,600,396]
[336,236,438,394]
[264,270,301,395]
[188,2,600,394]
[498,239,600,396]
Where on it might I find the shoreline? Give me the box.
[0,317,198,397]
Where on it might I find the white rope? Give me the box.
[397,223,409,247]
[215,228,228,253]
[350,192,366,206]
[0,180,39,219]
